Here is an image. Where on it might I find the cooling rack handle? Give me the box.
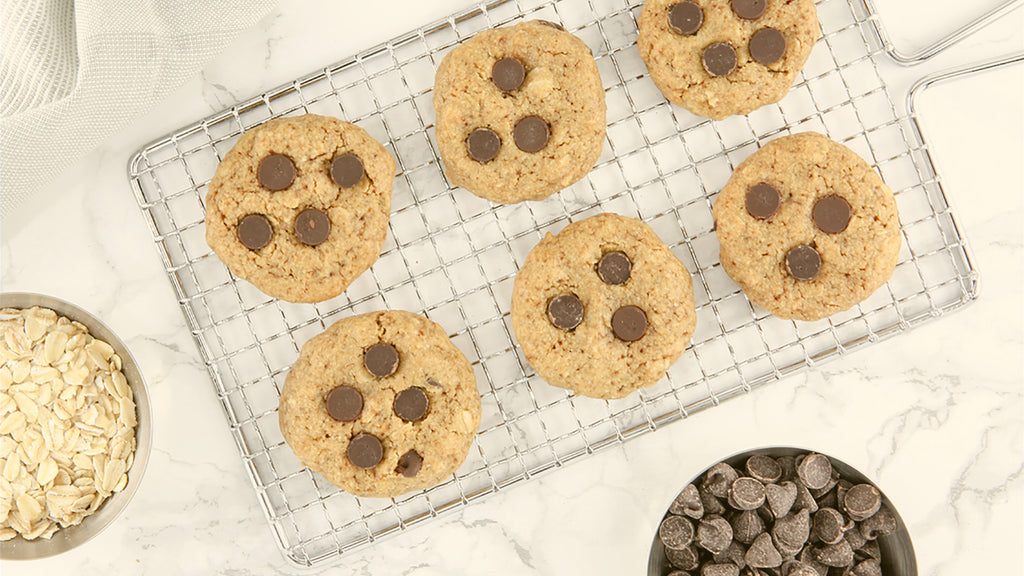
[860,0,1023,65]
[907,52,1024,134]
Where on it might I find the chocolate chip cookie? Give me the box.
[205,114,395,303]
[638,0,819,119]
[433,20,606,203]
[713,132,901,321]
[511,213,697,399]
[279,310,481,498]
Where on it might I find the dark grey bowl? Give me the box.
[0,293,152,560]
[647,447,917,576]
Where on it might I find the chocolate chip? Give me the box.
[702,488,727,516]
[396,449,423,478]
[514,116,550,153]
[492,57,526,92]
[797,549,829,575]
[773,508,811,555]
[330,153,364,188]
[364,342,399,378]
[856,538,880,559]
[666,572,692,576]
[669,2,703,35]
[745,183,781,219]
[765,481,798,519]
[786,245,822,281]
[746,455,783,484]
[712,541,747,569]
[547,294,584,331]
[667,545,701,571]
[394,387,429,422]
[704,463,741,499]
[732,509,765,545]
[732,0,766,19]
[846,527,869,551]
[703,564,740,576]
[776,456,798,482]
[815,539,854,567]
[467,128,501,163]
[781,561,820,576]
[703,42,737,77]
[852,559,882,576]
[730,477,766,510]
[294,207,331,246]
[746,532,783,568]
[793,481,819,514]
[661,515,696,550]
[257,153,295,191]
[347,433,383,469]
[536,19,566,31]
[697,515,734,554]
[797,455,832,490]
[670,483,705,519]
[597,251,632,285]
[813,508,846,545]
[858,507,896,540]
[237,214,273,250]
[325,385,363,422]
[810,470,839,499]
[612,305,648,342]
[842,484,881,521]
[812,195,852,234]
[749,28,787,66]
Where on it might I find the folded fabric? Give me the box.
[1,0,278,219]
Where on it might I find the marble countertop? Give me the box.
[2,1,1021,574]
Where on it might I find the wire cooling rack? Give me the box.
[128,0,983,567]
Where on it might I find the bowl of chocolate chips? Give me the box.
[647,448,916,576]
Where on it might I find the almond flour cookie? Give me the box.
[638,0,819,120]
[433,20,606,203]
[511,213,697,399]
[205,114,394,303]
[279,311,481,498]
[713,132,901,321]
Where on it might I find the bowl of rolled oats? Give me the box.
[0,293,151,560]
[647,447,917,576]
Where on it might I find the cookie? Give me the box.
[278,310,481,498]
[637,0,819,119]
[713,132,901,321]
[205,114,395,303]
[433,20,606,203]
[510,213,696,399]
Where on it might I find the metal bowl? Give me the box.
[647,446,917,576]
[0,293,152,560]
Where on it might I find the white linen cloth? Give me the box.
[1,0,277,219]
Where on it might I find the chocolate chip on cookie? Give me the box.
[813,195,853,234]
[237,214,274,251]
[786,245,822,281]
[330,153,365,188]
[294,207,331,246]
[364,342,400,378]
[750,27,787,65]
[467,128,502,163]
[514,116,550,153]
[547,294,584,331]
[396,449,423,478]
[257,153,296,191]
[597,251,632,285]
[703,42,737,77]
[326,385,363,422]
[535,20,567,31]
[745,183,781,219]
[612,305,648,342]
[492,57,526,92]
[347,433,383,469]
[732,0,767,20]
[669,2,703,36]
[394,387,429,422]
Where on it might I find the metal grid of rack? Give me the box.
[128,0,979,567]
